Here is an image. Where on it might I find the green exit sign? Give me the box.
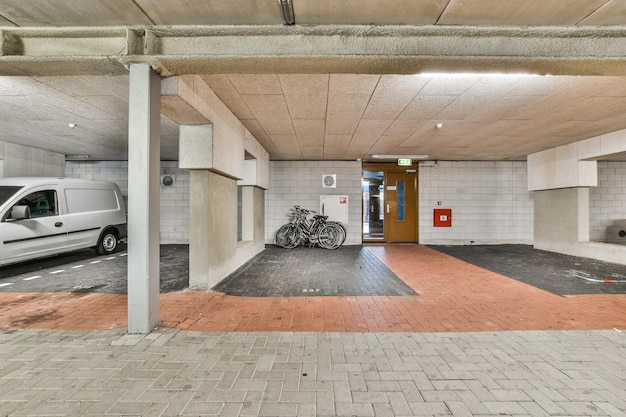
[397,158,412,166]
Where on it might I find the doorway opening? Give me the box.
[362,163,419,243]
[363,171,384,240]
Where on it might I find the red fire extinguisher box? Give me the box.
[434,208,452,227]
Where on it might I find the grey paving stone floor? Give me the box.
[1,328,625,416]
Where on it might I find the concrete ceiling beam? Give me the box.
[1,25,626,76]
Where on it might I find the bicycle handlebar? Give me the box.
[291,205,315,215]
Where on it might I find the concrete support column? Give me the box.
[189,170,211,290]
[188,170,238,290]
[534,187,590,251]
[127,64,161,334]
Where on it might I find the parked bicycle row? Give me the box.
[275,205,346,249]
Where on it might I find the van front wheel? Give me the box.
[96,230,118,255]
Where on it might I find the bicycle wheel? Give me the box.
[275,223,302,248]
[328,221,347,245]
[318,224,343,249]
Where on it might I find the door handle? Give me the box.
[386,204,390,213]
[55,222,63,228]
[370,204,374,213]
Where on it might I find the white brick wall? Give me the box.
[590,161,626,242]
[159,161,190,244]
[65,161,189,244]
[419,161,534,245]
[266,161,362,245]
[267,160,534,246]
[63,159,622,247]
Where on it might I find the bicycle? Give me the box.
[275,205,345,249]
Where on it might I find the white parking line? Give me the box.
[23,275,42,281]
[4,252,127,284]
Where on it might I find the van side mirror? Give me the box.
[10,205,31,220]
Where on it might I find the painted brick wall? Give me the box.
[418,161,534,245]
[64,161,189,243]
[590,161,626,242]
[266,161,362,245]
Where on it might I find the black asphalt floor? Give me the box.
[1,243,624,297]
[429,244,626,296]
[212,245,416,297]
[0,244,189,294]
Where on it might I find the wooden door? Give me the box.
[384,171,417,242]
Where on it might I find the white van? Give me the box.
[0,177,127,267]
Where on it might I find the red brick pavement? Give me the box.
[1,245,625,332]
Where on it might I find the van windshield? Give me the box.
[0,186,23,207]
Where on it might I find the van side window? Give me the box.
[17,190,58,218]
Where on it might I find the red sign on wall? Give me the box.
[434,208,452,227]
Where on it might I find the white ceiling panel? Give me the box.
[369,135,410,155]
[579,0,626,25]
[325,94,370,136]
[439,0,611,25]
[198,75,256,120]
[0,1,625,161]
[0,0,620,28]
[292,119,325,147]
[295,0,448,25]
[242,95,294,136]
[328,75,380,96]
[385,119,428,137]
[135,0,282,25]
[350,120,394,148]
[281,75,329,120]
[279,74,329,96]
[229,74,283,96]
[0,0,151,26]
[324,134,352,158]
[398,95,456,121]
[269,134,301,155]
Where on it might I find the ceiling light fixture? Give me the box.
[277,0,295,25]
[372,154,430,160]
[66,154,89,160]
[422,72,542,78]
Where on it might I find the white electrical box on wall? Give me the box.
[607,224,626,245]
[320,195,349,223]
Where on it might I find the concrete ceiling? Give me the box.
[0,0,625,161]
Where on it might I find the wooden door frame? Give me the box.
[362,162,419,243]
